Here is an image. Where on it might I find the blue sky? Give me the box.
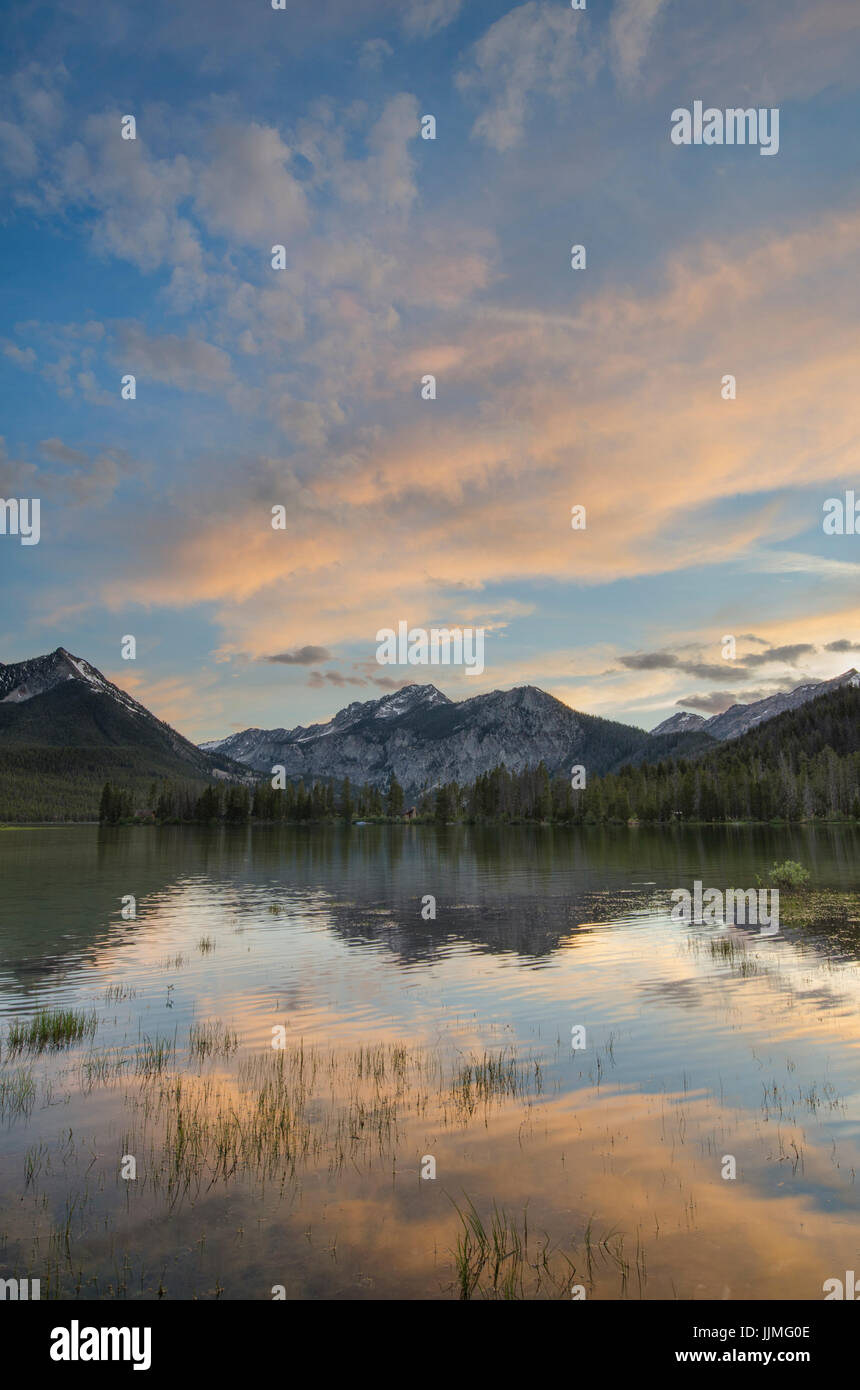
[2,0,860,739]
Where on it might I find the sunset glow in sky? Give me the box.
[2,0,860,741]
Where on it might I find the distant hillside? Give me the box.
[653,668,859,740]
[0,648,246,821]
[608,728,717,769]
[590,682,860,823]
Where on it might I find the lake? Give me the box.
[1,823,859,1300]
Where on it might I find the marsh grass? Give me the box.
[103,984,136,1003]
[108,1041,545,1204]
[445,1050,541,1123]
[6,1008,97,1053]
[79,1049,130,1092]
[450,1196,578,1300]
[189,1020,239,1061]
[0,1067,36,1118]
[135,1036,175,1076]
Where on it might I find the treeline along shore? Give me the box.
[4,682,860,827]
[99,680,860,827]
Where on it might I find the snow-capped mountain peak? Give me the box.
[0,647,150,723]
[0,647,111,704]
[649,710,708,737]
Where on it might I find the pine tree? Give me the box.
[434,783,452,823]
[386,774,404,817]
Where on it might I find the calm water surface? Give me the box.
[1,824,859,1299]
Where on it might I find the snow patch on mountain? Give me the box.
[649,710,708,737]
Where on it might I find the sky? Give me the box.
[1,0,860,741]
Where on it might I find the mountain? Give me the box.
[202,682,653,795]
[700,669,860,740]
[650,710,708,737]
[0,648,246,821]
[592,680,860,825]
[612,728,717,768]
[6,647,858,822]
[651,669,860,742]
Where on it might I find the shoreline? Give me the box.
[4,817,860,830]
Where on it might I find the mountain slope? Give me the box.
[701,669,860,740]
[652,670,860,741]
[203,682,652,794]
[0,648,245,821]
[595,681,860,823]
[650,710,708,737]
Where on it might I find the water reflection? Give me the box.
[0,824,859,1299]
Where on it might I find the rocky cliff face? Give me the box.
[202,682,650,793]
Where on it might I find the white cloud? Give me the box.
[3,342,36,369]
[359,38,393,72]
[400,0,463,40]
[195,122,309,244]
[457,1,600,151]
[609,0,670,86]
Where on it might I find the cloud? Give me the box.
[39,438,90,467]
[60,115,201,274]
[5,33,860,734]
[741,643,817,666]
[677,676,811,715]
[457,1,600,151]
[618,639,820,689]
[676,690,743,715]
[609,0,669,86]
[359,38,393,72]
[114,324,233,394]
[0,119,38,177]
[619,651,679,671]
[308,670,359,688]
[194,122,308,244]
[824,639,860,652]
[619,650,741,680]
[3,343,36,369]
[306,668,416,692]
[264,646,331,665]
[56,203,860,671]
[0,436,132,509]
[400,0,462,39]
[679,661,744,680]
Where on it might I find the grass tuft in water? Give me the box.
[7,1008,97,1053]
[189,1020,239,1061]
[449,1195,577,1300]
[0,1067,37,1118]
